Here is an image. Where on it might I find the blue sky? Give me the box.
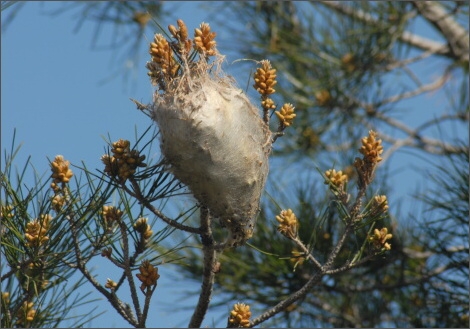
[1,2,467,328]
[1,2,230,327]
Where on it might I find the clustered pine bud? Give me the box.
[359,130,384,164]
[51,194,66,212]
[193,22,217,56]
[134,217,153,240]
[132,12,151,28]
[275,103,296,127]
[261,98,276,110]
[148,34,180,83]
[253,60,277,96]
[49,156,73,213]
[324,169,348,189]
[290,249,306,268]
[50,155,73,184]
[315,89,332,106]
[168,19,192,56]
[136,260,160,293]
[228,303,251,328]
[374,195,389,212]
[369,227,393,250]
[354,130,384,188]
[16,301,36,325]
[341,52,357,73]
[101,206,123,233]
[364,195,390,219]
[253,60,296,130]
[101,139,146,183]
[1,204,14,221]
[105,278,118,290]
[275,209,299,240]
[25,214,52,247]
[1,292,10,306]
[147,20,218,90]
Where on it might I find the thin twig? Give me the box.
[384,48,436,72]
[379,70,449,105]
[0,259,33,281]
[113,269,128,292]
[416,113,468,132]
[372,113,466,160]
[104,254,127,270]
[303,292,361,327]
[292,236,322,270]
[249,267,324,327]
[325,252,379,275]
[126,178,201,234]
[249,224,353,327]
[271,131,284,144]
[349,185,366,221]
[67,214,138,326]
[332,262,456,293]
[323,224,354,270]
[140,284,157,327]
[117,219,142,321]
[115,235,148,292]
[318,1,454,58]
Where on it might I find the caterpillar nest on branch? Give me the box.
[153,60,271,247]
[145,20,293,247]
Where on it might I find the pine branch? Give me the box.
[140,284,157,327]
[373,113,467,161]
[305,294,361,327]
[248,268,323,327]
[378,70,449,105]
[411,1,469,62]
[125,178,201,234]
[292,236,322,269]
[188,207,218,328]
[334,262,456,293]
[249,224,353,327]
[66,214,138,327]
[319,1,457,59]
[117,218,142,322]
[325,252,380,275]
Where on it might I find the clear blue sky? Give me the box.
[1,2,467,328]
[1,2,232,327]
